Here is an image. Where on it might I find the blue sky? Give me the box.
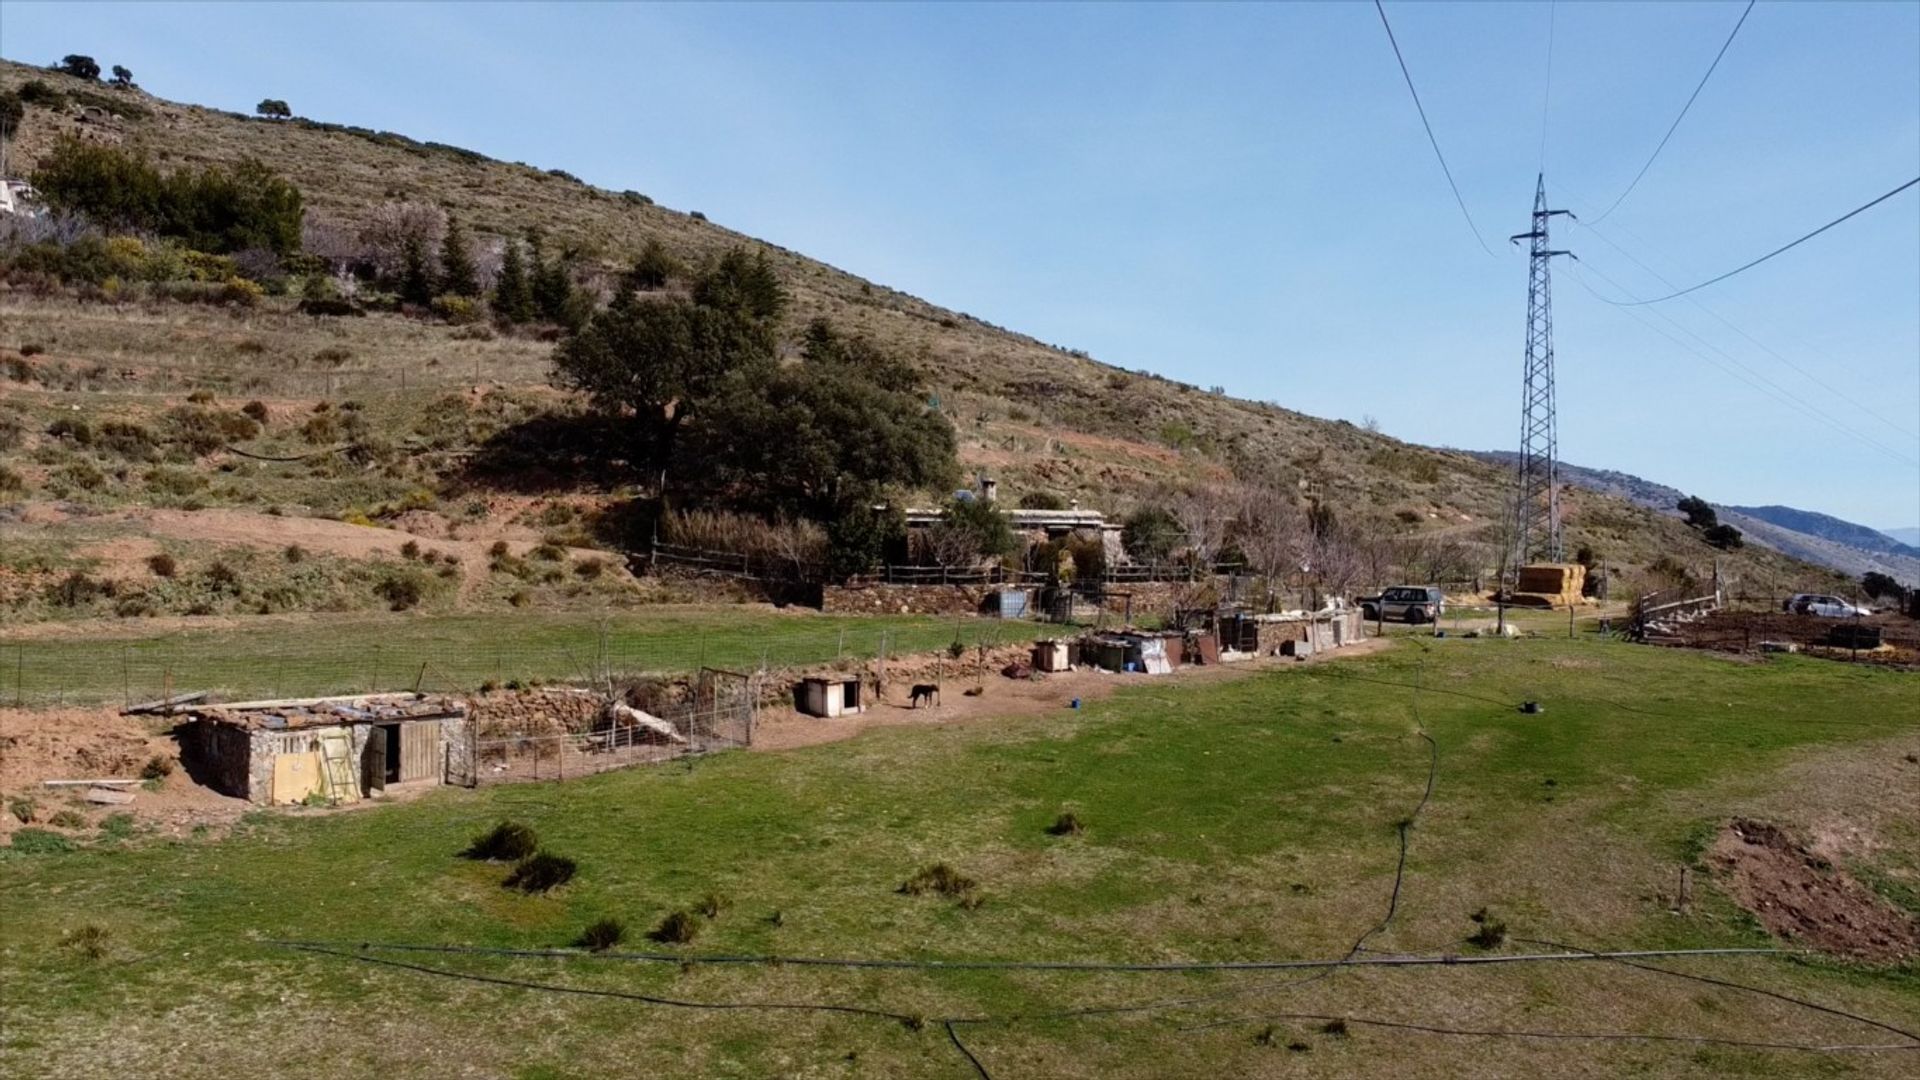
[5,1,1917,530]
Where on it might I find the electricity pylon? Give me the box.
[1506,174,1574,570]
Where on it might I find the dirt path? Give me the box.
[751,636,1392,751]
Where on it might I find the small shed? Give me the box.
[1032,639,1072,673]
[1083,632,1183,674]
[798,676,866,718]
[176,693,470,805]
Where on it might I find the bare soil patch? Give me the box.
[1708,817,1918,962]
[0,706,248,841]
[751,636,1391,752]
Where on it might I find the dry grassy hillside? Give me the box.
[0,59,1849,623]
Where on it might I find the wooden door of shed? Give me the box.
[398,722,444,783]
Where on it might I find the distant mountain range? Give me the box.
[1467,452,1920,585]
[1882,527,1920,547]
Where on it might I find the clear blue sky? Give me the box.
[6,1,1917,530]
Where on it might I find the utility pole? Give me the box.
[1507,174,1575,572]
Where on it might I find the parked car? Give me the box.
[1783,593,1871,618]
[1357,585,1444,624]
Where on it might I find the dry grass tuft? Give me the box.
[899,862,976,898]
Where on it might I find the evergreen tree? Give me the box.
[494,238,534,323]
[398,231,434,307]
[627,239,680,291]
[438,216,479,298]
[528,232,573,323]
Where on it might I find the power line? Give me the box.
[1570,213,1919,442]
[1568,261,1918,466]
[1589,0,1757,224]
[1373,0,1496,257]
[1603,176,1920,305]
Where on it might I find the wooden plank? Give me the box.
[124,690,209,714]
[42,779,140,787]
[85,787,136,805]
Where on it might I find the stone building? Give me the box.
[177,693,471,805]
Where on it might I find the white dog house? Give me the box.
[798,676,865,718]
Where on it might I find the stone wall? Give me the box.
[466,688,603,738]
[821,582,1018,616]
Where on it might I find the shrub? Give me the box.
[48,570,113,607]
[1046,811,1084,836]
[400,540,421,560]
[61,924,110,961]
[946,640,966,660]
[375,569,427,611]
[146,552,178,578]
[11,828,75,853]
[19,343,46,357]
[695,892,730,919]
[0,466,27,496]
[508,589,531,608]
[32,138,304,255]
[504,851,577,893]
[577,918,626,952]
[648,910,700,945]
[283,544,306,563]
[57,55,102,80]
[899,863,976,898]
[98,421,160,460]
[242,400,270,423]
[1466,908,1507,949]
[1320,1019,1349,1037]
[139,755,175,781]
[48,416,94,446]
[7,797,36,823]
[530,542,565,562]
[463,822,539,861]
[1016,491,1067,510]
[98,812,136,839]
[430,293,480,324]
[1122,506,1183,562]
[574,558,604,579]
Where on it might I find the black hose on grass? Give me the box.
[270,939,1788,973]
[1513,936,1920,1045]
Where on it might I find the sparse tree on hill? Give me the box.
[692,248,784,325]
[1122,505,1182,563]
[110,65,134,88]
[398,231,434,307]
[627,239,681,292]
[1677,495,1717,531]
[0,92,23,143]
[1702,523,1744,551]
[494,238,534,323]
[528,232,575,323]
[1861,571,1906,602]
[56,55,101,81]
[255,98,292,119]
[438,216,479,298]
[683,320,958,519]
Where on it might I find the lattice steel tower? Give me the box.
[1507,174,1574,568]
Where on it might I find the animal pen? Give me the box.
[469,668,759,785]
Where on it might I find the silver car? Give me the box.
[1358,585,1444,624]
[1784,593,1871,618]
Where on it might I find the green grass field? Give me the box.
[1,608,1047,705]
[3,637,1917,1078]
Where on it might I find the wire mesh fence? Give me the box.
[1,614,1065,708]
[472,670,757,785]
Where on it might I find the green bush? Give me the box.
[32,138,303,255]
[462,821,537,861]
[10,828,75,854]
[504,851,577,893]
[648,910,699,945]
[577,918,626,952]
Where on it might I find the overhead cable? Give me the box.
[1373,0,1497,256]
[1600,176,1920,304]
[1588,1,1758,223]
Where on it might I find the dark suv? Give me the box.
[1357,585,1444,624]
